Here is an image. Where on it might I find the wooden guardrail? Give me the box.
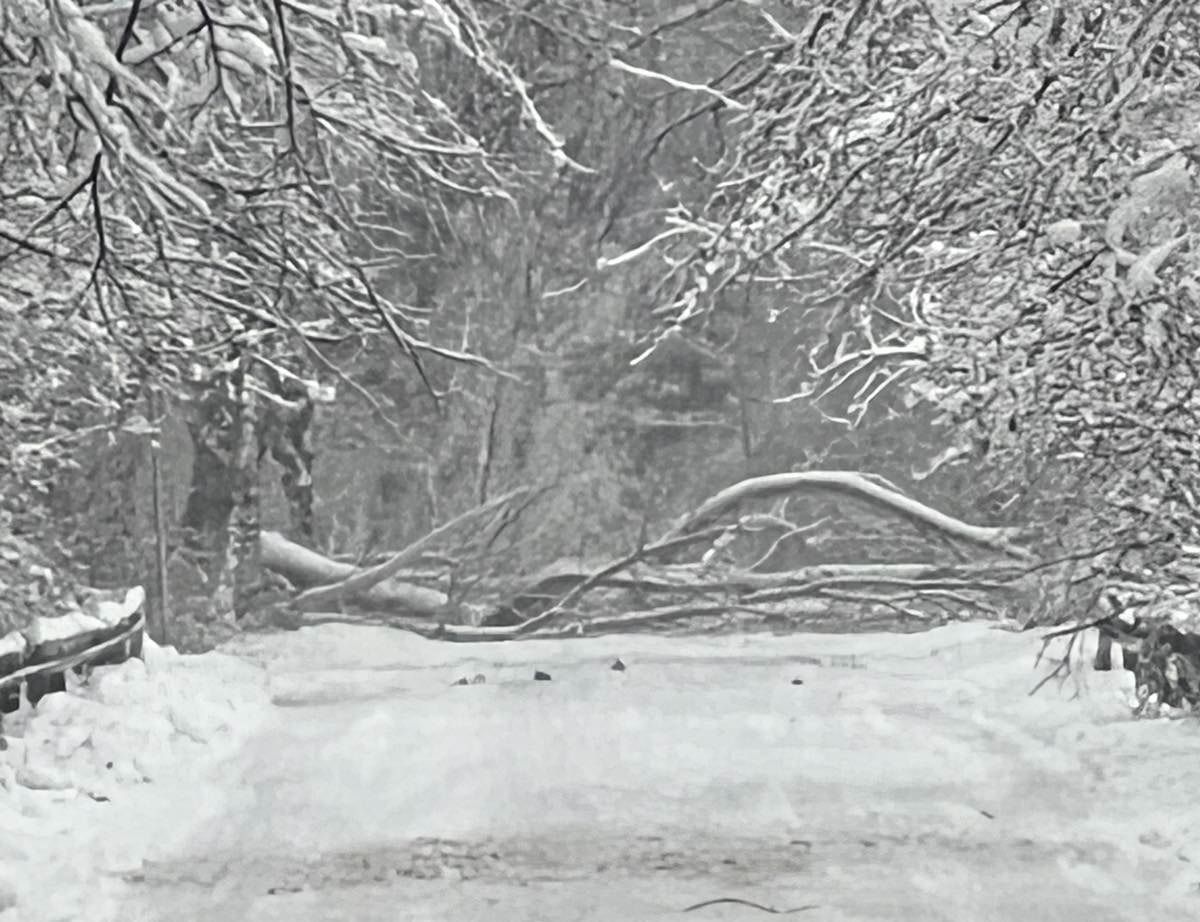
[0,590,146,714]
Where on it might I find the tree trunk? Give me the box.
[180,375,237,602]
[258,366,316,543]
[225,358,261,618]
[148,388,170,645]
[259,530,447,615]
[180,357,265,619]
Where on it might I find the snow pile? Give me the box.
[20,587,147,647]
[0,636,271,922]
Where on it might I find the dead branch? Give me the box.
[291,486,536,611]
[500,532,659,635]
[663,471,1032,559]
[410,602,735,642]
[1029,631,1079,697]
[299,468,1040,641]
[261,530,447,616]
[505,561,1015,601]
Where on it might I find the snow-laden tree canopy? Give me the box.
[643,1,1200,587]
[0,0,574,380]
[0,0,587,526]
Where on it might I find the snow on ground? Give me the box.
[4,620,1200,922]
[0,637,272,922]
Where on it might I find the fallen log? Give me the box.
[260,530,447,617]
[290,486,535,612]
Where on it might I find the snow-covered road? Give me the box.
[7,622,1200,921]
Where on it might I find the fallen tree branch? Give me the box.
[742,573,1012,605]
[291,486,535,612]
[663,471,1032,559]
[502,531,657,635]
[409,602,736,642]
[306,469,1041,641]
[261,530,447,616]
[431,472,1034,639]
[0,613,145,701]
[515,562,1012,598]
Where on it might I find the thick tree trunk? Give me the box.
[180,378,237,613]
[180,358,265,619]
[258,366,316,543]
[181,413,235,550]
[259,530,448,615]
[290,487,534,612]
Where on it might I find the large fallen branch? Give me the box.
[664,471,1032,559]
[260,530,448,616]
[406,602,735,642]
[291,486,535,612]
[278,471,1035,641]
[504,561,1020,601]
[423,471,1034,641]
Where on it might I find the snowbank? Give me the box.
[4,619,1198,922]
[20,586,146,646]
[0,635,271,922]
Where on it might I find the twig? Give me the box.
[507,531,657,635]
[1039,615,1112,642]
[682,896,820,914]
[610,58,748,110]
[1029,631,1077,697]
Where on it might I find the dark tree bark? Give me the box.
[180,356,265,618]
[257,369,316,543]
[181,373,237,560]
[225,358,261,617]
